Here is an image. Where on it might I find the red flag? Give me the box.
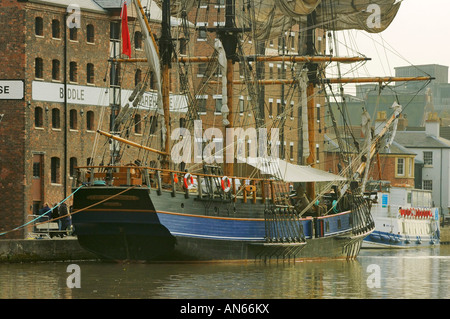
[121,1,131,58]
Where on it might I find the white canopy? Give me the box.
[245,157,347,183]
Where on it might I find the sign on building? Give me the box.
[0,80,24,100]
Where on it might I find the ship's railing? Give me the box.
[74,165,293,205]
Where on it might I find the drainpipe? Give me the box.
[63,12,68,198]
[440,148,443,217]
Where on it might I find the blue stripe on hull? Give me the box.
[156,212,266,241]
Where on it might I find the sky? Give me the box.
[342,0,450,77]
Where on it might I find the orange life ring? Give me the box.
[183,173,194,190]
[221,176,231,193]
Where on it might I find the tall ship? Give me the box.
[70,0,432,262]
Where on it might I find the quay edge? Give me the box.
[440,226,450,244]
[0,238,98,263]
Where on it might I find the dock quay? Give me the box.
[0,237,98,263]
[0,227,449,263]
[440,226,450,244]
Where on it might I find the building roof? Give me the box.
[324,134,416,156]
[30,0,107,12]
[92,0,123,9]
[395,131,450,149]
[441,127,450,141]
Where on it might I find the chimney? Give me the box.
[374,111,387,135]
[397,114,408,131]
[425,112,440,137]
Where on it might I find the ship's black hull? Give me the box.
[72,186,370,262]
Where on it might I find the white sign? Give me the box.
[121,89,188,113]
[32,81,110,106]
[0,80,24,100]
[32,81,188,112]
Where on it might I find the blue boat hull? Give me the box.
[363,230,439,249]
[72,186,370,262]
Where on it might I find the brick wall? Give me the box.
[0,1,26,239]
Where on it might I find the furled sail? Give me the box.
[153,1,401,40]
[234,0,401,40]
[131,0,166,141]
[314,0,401,33]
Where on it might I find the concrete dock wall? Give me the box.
[0,238,98,263]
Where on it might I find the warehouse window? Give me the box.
[86,111,94,131]
[35,58,43,79]
[52,108,60,129]
[69,157,78,177]
[35,17,43,36]
[34,107,43,128]
[149,116,157,135]
[52,19,60,39]
[86,24,95,43]
[69,109,77,130]
[69,27,77,41]
[134,114,142,134]
[70,62,77,82]
[52,59,60,81]
[135,69,142,86]
[87,63,95,84]
[134,31,142,49]
[51,157,60,184]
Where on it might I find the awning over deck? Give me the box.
[245,157,347,183]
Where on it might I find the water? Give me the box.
[1,246,450,299]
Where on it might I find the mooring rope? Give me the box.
[0,184,85,237]
[0,184,138,237]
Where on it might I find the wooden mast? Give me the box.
[209,76,434,86]
[221,0,238,177]
[305,12,318,201]
[160,0,172,170]
[113,55,371,64]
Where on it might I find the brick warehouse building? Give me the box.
[0,0,326,239]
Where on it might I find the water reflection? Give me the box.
[1,246,449,299]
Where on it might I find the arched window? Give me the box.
[134,114,142,134]
[86,111,94,131]
[69,27,77,41]
[35,17,43,36]
[52,108,60,129]
[86,24,95,43]
[51,157,60,183]
[149,116,157,134]
[35,58,43,79]
[135,69,142,86]
[69,157,78,177]
[87,63,94,84]
[134,31,142,49]
[52,19,60,38]
[69,109,77,129]
[70,61,78,82]
[52,59,60,80]
[34,107,43,128]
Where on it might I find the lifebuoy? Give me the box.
[183,173,194,190]
[221,176,231,193]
